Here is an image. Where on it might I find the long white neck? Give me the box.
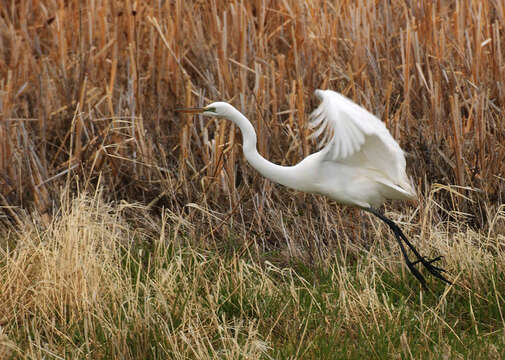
[224,107,297,189]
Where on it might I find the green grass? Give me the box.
[1,195,504,359]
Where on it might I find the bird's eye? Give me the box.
[205,107,217,113]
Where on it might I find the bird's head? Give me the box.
[175,102,235,118]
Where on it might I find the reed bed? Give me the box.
[0,0,503,225]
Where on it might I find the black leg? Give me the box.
[365,208,451,288]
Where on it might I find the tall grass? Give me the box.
[0,0,504,226]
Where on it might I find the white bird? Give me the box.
[177,89,449,288]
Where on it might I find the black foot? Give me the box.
[412,255,446,272]
[412,255,450,285]
[366,208,451,289]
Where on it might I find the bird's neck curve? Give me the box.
[225,107,298,189]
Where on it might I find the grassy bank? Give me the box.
[1,193,505,359]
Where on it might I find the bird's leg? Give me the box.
[365,208,451,288]
[385,221,429,289]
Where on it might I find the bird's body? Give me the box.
[177,89,449,289]
[246,146,406,208]
[210,90,416,209]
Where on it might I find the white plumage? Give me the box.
[307,90,416,208]
[176,89,450,289]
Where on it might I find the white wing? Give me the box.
[309,89,413,194]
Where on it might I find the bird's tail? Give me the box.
[376,176,417,202]
[402,176,417,200]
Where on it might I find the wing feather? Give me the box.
[309,89,412,193]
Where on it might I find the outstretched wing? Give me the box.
[308,89,410,189]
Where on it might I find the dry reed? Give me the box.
[0,0,503,229]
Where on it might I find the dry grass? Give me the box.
[0,192,504,358]
[0,192,279,358]
[1,0,505,358]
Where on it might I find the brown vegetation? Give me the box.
[0,0,504,228]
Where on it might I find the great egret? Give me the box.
[176,89,450,289]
